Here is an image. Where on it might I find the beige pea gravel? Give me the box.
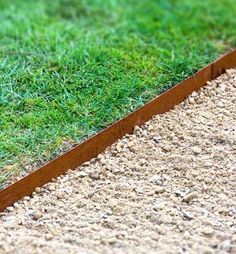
[0,69,236,254]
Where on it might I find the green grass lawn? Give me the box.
[0,0,236,187]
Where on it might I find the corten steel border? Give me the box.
[0,49,236,212]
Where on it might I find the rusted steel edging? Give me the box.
[0,49,236,212]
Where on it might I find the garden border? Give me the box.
[1,49,236,212]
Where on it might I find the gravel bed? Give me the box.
[0,69,236,254]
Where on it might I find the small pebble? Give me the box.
[182,192,197,203]
[6,207,14,212]
[220,240,231,252]
[182,210,194,220]
[48,185,56,192]
[201,247,214,254]
[150,175,163,185]
[202,227,214,237]
[188,97,195,104]
[89,171,100,180]
[35,187,42,194]
[155,187,166,194]
[77,171,87,178]
[45,234,53,241]
[33,211,43,220]
[192,147,202,154]
[139,158,147,165]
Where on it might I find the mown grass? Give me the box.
[0,0,236,187]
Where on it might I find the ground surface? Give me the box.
[0,70,235,253]
[1,0,236,186]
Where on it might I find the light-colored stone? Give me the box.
[202,227,214,237]
[220,240,231,252]
[182,210,193,220]
[35,187,42,193]
[150,175,163,185]
[201,247,214,254]
[188,97,195,104]
[6,207,14,212]
[89,171,100,180]
[155,187,166,194]
[33,211,43,220]
[182,192,197,203]
[192,147,202,154]
[48,185,56,192]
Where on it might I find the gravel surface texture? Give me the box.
[0,69,236,254]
